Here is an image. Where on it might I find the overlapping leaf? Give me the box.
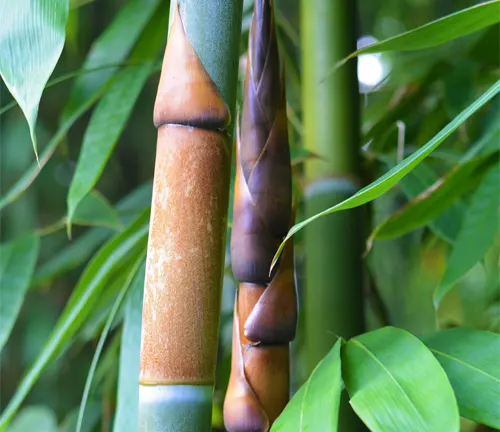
[422,328,500,428]
[342,327,459,432]
[272,339,343,431]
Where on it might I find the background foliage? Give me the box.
[0,0,498,431]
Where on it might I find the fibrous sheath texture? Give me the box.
[224,0,297,430]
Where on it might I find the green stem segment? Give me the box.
[301,0,365,429]
[139,1,243,431]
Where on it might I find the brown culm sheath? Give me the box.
[140,6,231,386]
[224,0,297,430]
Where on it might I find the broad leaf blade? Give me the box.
[370,152,498,242]
[0,210,150,430]
[434,163,500,306]
[273,80,500,268]
[272,339,343,431]
[113,264,145,432]
[422,328,500,428]
[0,234,40,351]
[6,407,57,432]
[0,0,69,158]
[342,327,459,432]
[349,1,500,58]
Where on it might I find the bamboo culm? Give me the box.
[224,1,297,431]
[138,1,243,430]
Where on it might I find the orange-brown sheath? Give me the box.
[140,6,231,385]
[224,0,296,430]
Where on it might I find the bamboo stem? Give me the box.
[139,1,243,430]
[301,0,365,429]
[224,1,296,430]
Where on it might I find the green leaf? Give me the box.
[272,339,343,432]
[422,328,500,428]
[71,191,122,230]
[272,80,500,269]
[342,1,500,63]
[434,164,500,306]
[113,264,145,432]
[342,327,459,432]
[77,254,145,432]
[66,62,154,230]
[0,209,150,430]
[369,152,498,244]
[0,234,40,351]
[66,1,169,231]
[62,0,161,119]
[0,0,69,159]
[6,407,57,432]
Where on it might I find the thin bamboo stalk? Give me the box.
[301,0,365,429]
[224,1,296,430]
[139,1,243,430]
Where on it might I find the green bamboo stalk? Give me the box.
[224,1,296,430]
[301,0,365,429]
[138,1,243,431]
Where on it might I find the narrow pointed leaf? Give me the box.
[0,0,69,158]
[369,152,498,242]
[63,0,161,119]
[0,210,149,430]
[272,339,343,431]
[422,328,500,428]
[113,264,145,432]
[342,1,500,62]
[71,191,121,230]
[273,80,500,268]
[434,164,500,306]
[342,327,459,432]
[0,234,40,351]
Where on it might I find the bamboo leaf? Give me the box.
[272,339,343,432]
[422,328,500,428]
[342,327,459,432]
[434,163,500,306]
[71,191,122,230]
[0,234,40,352]
[369,152,498,245]
[63,0,161,119]
[66,1,170,232]
[0,0,69,159]
[336,1,500,68]
[272,80,500,269]
[0,210,150,430]
[113,264,145,432]
[6,407,57,432]
[77,254,145,432]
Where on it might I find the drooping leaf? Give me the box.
[77,254,145,432]
[272,339,343,432]
[71,191,122,230]
[66,1,169,231]
[63,0,161,119]
[342,326,459,432]
[0,234,40,352]
[369,152,498,245]
[113,264,145,432]
[6,406,57,432]
[0,210,150,430]
[272,80,500,269]
[0,0,69,159]
[434,164,500,306]
[422,328,500,428]
[336,1,500,69]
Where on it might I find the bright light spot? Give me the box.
[358,54,384,87]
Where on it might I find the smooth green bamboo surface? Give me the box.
[301,1,365,429]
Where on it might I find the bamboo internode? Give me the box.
[224,1,296,430]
